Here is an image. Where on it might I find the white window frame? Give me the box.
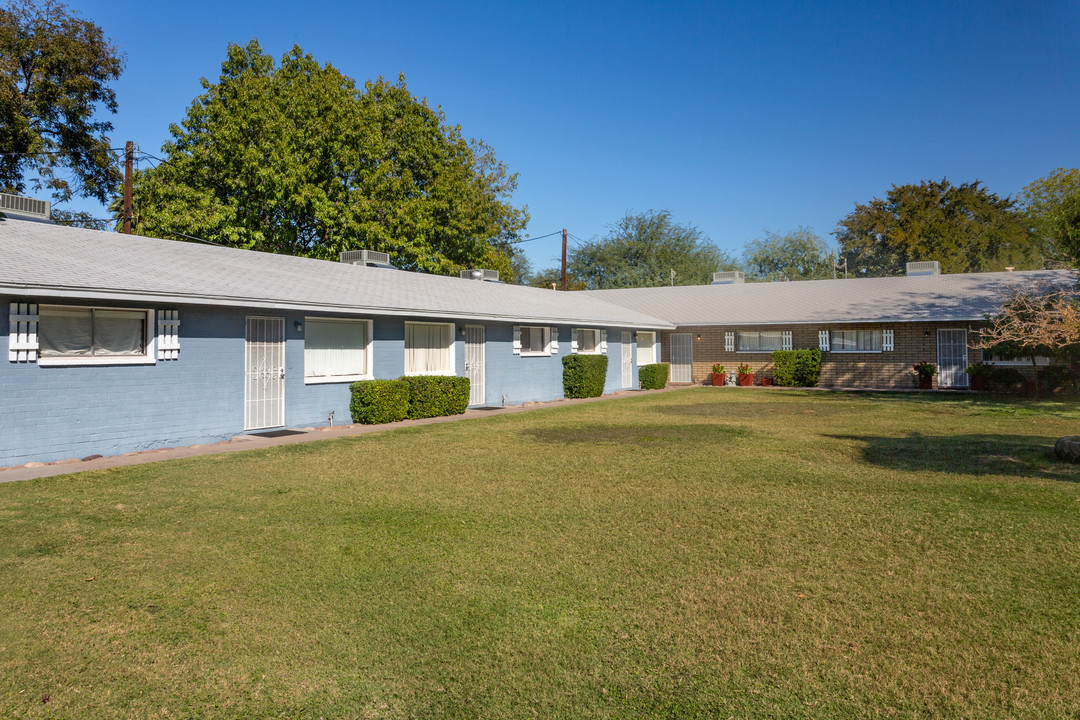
[518,325,552,357]
[303,317,373,384]
[575,328,603,355]
[830,328,883,353]
[983,353,1050,366]
[404,321,455,376]
[736,330,785,353]
[36,305,156,367]
[637,331,656,365]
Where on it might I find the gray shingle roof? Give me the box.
[0,220,674,329]
[584,270,1077,326]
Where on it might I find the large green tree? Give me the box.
[1018,168,1080,267]
[742,227,835,282]
[126,41,527,277]
[555,210,736,290]
[833,179,1041,276]
[0,0,123,205]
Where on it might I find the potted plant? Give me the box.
[738,362,754,386]
[913,361,936,389]
[711,363,725,387]
[761,376,773,386]
[965,361,991,391]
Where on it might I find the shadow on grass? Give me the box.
[830,432,1079,480]
[523,422,748,446]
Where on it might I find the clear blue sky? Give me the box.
[69,0,1080,272]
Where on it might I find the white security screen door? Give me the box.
[621,331,634,388]
[465,325,485,406]
[245,316,285,430]
[670,333,692,383]
[937,328,969,388]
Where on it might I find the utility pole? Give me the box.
[123,141,133,234]
[560,228,568,291]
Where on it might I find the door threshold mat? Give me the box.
[249,429,308,438]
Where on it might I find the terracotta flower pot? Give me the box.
[711,373,724,386]
[970,375,987,392]
[918,376,933,390]
[739,373,754,386]
[761,377,773,386]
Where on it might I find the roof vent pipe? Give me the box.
[905,261,941,277]
[711,271,745,285]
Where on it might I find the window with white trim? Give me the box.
[576,328,602,354]
[637,331,656,364]
[831,329,882,352]
[983,352,1050,366]
[36,305,155,366]
[737,331,784,352]
[519,326,551,356]
[304,317,372,383]
[404,321,454,375]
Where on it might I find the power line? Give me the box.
[509,229,562,244]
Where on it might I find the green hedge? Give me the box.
[349,380,409,424]
[639,363,669,390]
[400,375,471,419]
[563,354,609,398]
[771,349,822,387]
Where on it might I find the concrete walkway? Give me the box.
[0,387,678,484]
[0,383,977,485]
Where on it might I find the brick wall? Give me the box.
[661,322,991,389]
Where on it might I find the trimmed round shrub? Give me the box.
[563,354,608,398]
[771,349,822,387]
[639,363,669,390]
[350,380,409,424]
[400,375,471,419]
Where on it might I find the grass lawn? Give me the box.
[1,388,1079,718]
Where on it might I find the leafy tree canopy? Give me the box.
[1018,168,1080,267]
[125,41,528,277]
[560,210,736,290]
[0,0,124,204]
[742,227,835,282]
[525,266,587,291]
[833,179,1041,277]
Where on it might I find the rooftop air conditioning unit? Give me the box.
[906,261,941,277]
[0,193,51,222]
[712,271,745,285]
[460,268,500,282]
[339,249,394,268]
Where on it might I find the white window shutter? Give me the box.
[571,328,578,353]
[513,326,521,355]
[724,331,734,352]
[782,330,792,351]
[9,302,39,362]
[157,310,180,360]
[818,330,830,351]
[550,327,559,353]
[600,330,607,353]
[654,337,661,363]
[882,328,894,351]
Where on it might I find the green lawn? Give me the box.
[1,389,1079,718]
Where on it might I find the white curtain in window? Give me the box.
[305,319,367,378]
[405,323,451,374]
[93,309,145,356]
[578,329,598,353]
[39,307,92,356]
[637,332,655,364]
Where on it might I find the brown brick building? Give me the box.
[586,265,1075,389]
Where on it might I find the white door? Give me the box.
[465,325,485,406]
[621,331,633,388]
[670,332,692,383]
[245,316,285,430]
[937,328,969,388]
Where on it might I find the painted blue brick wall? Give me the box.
[1,297,650,465]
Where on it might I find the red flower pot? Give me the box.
[761,377,773,386]
[739,373,754,386]
[711,372,725,386]
[918,377,933,390]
